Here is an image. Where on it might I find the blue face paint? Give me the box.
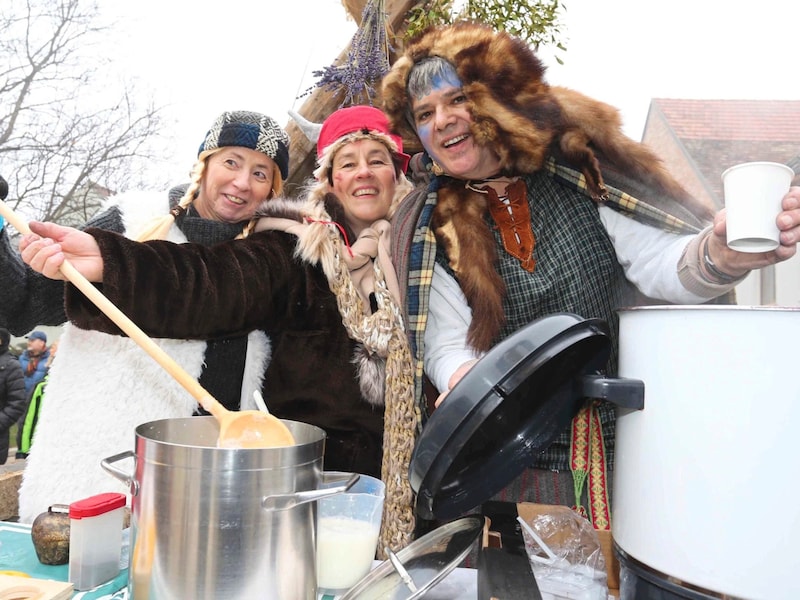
[418,121,435,161]
[411,64,462,102]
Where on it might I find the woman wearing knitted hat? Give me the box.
[6,110,290,523]
[19,105,422,553]
[380,22,800,529]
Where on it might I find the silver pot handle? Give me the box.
[581,374,645,410]
[262,473,360,511]
[101,450,139,496]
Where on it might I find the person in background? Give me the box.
[6,110,289,522]
[18,331,50,396]
[0,327,27,465]
[45,339,58,363]
[14,330,51,459]
[17,105,422,553]
[380,22,800,529]
[17,340,57,458]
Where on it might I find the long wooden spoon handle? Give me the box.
[0,201,221,415]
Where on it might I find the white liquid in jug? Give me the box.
[316,516,380,590]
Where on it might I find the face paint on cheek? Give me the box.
[417,122,441,163]
[331,170,346,191]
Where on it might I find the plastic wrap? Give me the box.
[517,505,609,600]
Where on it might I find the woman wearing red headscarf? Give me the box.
[19,106,422,552]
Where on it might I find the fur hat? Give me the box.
[313,106,411,180]
[380,21,711,216]
[381,22,714,352]
[382,22,553,166]
[199,111,290,180]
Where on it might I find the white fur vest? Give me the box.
[17,191,271,523]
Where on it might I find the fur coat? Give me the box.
[61,198,388,479]
[17,191,271,523]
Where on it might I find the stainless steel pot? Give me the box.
[102,416,354,600]
[613,305,800,599]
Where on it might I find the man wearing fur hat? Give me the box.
[381,22,800,527]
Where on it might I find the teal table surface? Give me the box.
[0,521,127,599]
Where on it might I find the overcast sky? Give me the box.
[101,0,356,182]
[102,0,798,183]
[542,0,798,137]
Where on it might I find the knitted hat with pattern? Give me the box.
[199,111,290,180]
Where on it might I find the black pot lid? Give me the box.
[338,516,484,600]
[410,312,612,520]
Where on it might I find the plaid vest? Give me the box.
[397,159,705,470]
[435,169,634,469]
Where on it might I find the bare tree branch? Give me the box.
[0,0,168,225]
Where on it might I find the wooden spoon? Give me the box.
[253,389,269,414]
[0,202,294,449]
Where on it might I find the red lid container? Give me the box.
[69,492,126,519]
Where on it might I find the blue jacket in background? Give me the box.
[19,349,50,396]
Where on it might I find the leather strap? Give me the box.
[485,179,536,272]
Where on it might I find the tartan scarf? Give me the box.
[546,159,704,235]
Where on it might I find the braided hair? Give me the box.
[135,149,284,242]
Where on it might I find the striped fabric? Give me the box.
[402,186,440,406]
[546,158,703,235]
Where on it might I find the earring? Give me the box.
[431,161,444,176]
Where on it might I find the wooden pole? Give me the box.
[283,0,418,195]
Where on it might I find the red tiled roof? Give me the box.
[652,99,800,141]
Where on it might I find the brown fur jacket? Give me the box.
[64,220,387,478]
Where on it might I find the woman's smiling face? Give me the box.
[328,139,397,235]
[194,147,277,223]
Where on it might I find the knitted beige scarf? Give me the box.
[257,202,420,554]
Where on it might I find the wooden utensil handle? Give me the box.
[0,200,221,414]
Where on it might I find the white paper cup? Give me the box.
[316,473,385,594]
[722,161,794,253]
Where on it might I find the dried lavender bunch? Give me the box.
[304,0,391,106]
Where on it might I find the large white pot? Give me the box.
[613,305,800,600]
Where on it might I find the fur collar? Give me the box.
[255,195,392,407]
[255,195,344,285]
